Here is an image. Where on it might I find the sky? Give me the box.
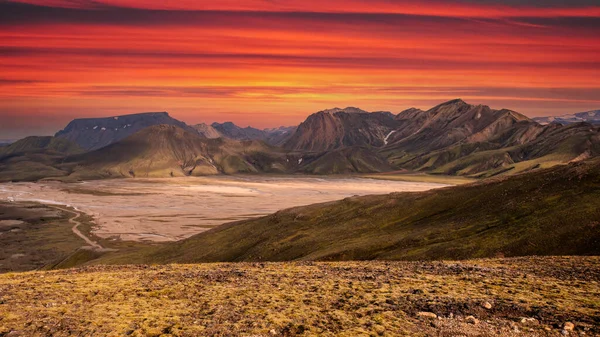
[1,0,599,138]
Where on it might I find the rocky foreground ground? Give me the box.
[0,257,598,336]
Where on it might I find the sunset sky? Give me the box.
[1,0,599,138]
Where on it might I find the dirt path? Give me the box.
[51,206,112,252]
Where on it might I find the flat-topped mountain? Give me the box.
[55,112,195,151]
[283,107,398,151]
[534,109,600,125]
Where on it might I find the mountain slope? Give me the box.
[109,159,600,264]
[55,112,196,151]
[283,107,399,151]
[385,99,537,153]
[67,125,291,178]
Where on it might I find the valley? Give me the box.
[0,176,448,243]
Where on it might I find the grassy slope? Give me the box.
[102,160,600,264]
[1,257,598,336]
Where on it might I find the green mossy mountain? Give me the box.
[66,124,293,179]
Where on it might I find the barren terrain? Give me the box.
[0,176,447,242]
[0,257,597,336]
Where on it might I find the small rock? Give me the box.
[564,322,575,331]
[270,329,278,335]
[520,317,538,325]
[561,329,569,336]
[465,316,479,324]
[482,301,493,310]
[448,313,454,319]
[417,312,437,319]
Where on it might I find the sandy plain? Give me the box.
[0,176,447,242]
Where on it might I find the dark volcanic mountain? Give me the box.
[55,112,195,151]
[67,125,292,179]
[283,107,399,151]
[533,109,600,125]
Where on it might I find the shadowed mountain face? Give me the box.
[534,109,600,125]
[283,107,399,151]
[211,122,295,145]
[55,112,195,151]
[109,159,600,264]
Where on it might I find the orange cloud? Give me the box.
[0,0,599,138]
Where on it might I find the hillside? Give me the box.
[66,125,292,178]
[110,159,600,264]
[55,112,196,150]
[1,257,597,336]
[0,136,82,156]
[0,136,82,182]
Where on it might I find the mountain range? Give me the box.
[1,99,599,181]
[533,109,600,125]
